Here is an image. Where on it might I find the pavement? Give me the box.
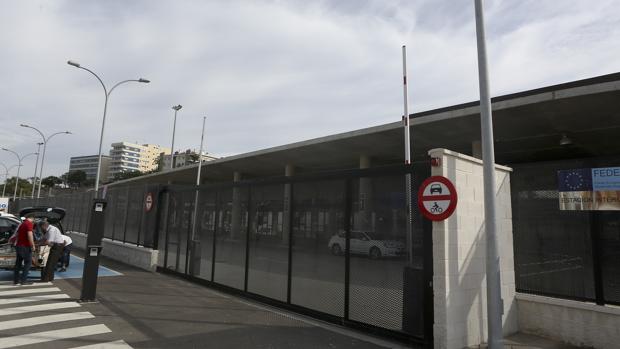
[0,250,587,349]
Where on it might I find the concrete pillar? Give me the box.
[282,164,294,245]
[472,140,482,159]
[231,171,242,240]
[356,155,373,231]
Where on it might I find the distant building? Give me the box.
[68,155,111,180]
[159,149,218,170]
[108,142,171,180]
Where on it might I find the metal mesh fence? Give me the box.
[512,157,620,305]
[12,185,155,248]
[161,164,430,340]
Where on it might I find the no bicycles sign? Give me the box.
[418,176,458,221]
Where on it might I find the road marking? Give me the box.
[0,282,52,289]
[0,287,60,296]
[70,339,134,349]
[0,311,94,330]
[0,301,80,316]
[0,293,69,305]
[0,324,111,349]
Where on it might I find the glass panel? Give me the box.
[189,189,217,281]
[103,190,116,239]
[112,190,128,241]
[290,180,345,316]
[247,184,287,301]
[598,212,620,303]
[214,187,248,290]
[512,162,595,299]
[124,188,143,244]
[348,175,409,331]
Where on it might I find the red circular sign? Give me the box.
[145,193,154,212]
[418,176,458,221]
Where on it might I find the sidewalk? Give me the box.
[53,252,415,349]
[50,252,585,349]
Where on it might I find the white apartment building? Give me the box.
[68,155,111,180]
[108,142,171,180]
[160,149,218,170]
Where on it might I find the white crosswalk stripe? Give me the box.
[0,324,112,348]
[70,339,134,349]
[0,282,53,289]
[0,293,70,305]
[0,287,61,296]
[0,280,133,348]
[0,311,94,330]
[0,301,81,316]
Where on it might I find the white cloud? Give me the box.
[0,0,619,178]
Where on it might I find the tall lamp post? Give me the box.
[1,149,38,200]
[31,142,43,198]
[170,105,183,170]
[67,60,150,197]
[0,163,19,198]
[20,125,72,199]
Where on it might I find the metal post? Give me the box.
[31,143,42,198]
[13,164,20,201]
[94,94,109,197]
[402,45,414,266]
[191,116,206,242]
[474,0,503,347]
[170,105,182,170]
[36,141,47,199]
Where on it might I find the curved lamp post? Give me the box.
[170,105,183,170]
[1,149,38,200]
[67,60,150,197]
[0,162,19,198]
[19,125,71,199]
[31,142,43,198]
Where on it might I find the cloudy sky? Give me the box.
[0,0,619,179]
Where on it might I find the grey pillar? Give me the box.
[231,171,242,240]
[356,155,373,231]
[282,164,294,245]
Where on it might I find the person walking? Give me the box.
[13,213,36,285]
[57,234,72,272]
[40,221,64,282]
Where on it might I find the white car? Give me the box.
[328,231,406,259]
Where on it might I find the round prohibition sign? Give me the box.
[418,176,458,221]
[145,192,154,212]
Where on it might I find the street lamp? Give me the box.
[20,125,71,199]
[170,105,183,170]
[1,149,38,200]
[0,162,18,198]
[67,59,150,196]
[31,142,43,198]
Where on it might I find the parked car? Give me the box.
[328,231,406,259]
[0,215,20,245]
[0,207,66,270]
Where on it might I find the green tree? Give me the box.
[67,170,87,187]
[112,170,144,182]
[2,177,33,198]
[41,176,63,188]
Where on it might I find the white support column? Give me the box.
[356,155,373,231]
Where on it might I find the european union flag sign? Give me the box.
[557,168,593,192]
[558,167,620,211]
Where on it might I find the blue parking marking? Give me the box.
[0,255,121,281]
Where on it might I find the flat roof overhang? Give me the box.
[110,72,620,187]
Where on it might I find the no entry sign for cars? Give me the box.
[145,193,154,212]
[418,176,458,221]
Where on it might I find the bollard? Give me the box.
[80,199,107,302]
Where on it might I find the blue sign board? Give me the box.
[592,167,620,191]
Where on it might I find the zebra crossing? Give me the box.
[0,280,132,349]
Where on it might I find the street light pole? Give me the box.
[474,0,503,347]
[67,60,150,197]
[20,125,72,199]
[31,142,43,198]
[1,149,38,200]
[170,105,183,170]
[1,164,18,197]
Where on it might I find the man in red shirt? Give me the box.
[14,213,36,285]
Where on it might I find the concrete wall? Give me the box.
[429,148,518,349]
[67,231,159,272]
[517,293,620,348]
